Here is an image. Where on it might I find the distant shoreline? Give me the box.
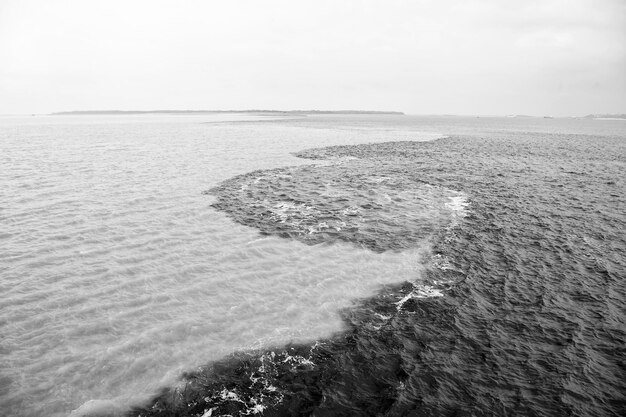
[50,109,405,116]
[583,113,626,120]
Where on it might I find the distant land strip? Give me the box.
[50,109,405,116]
[583,113,626,119]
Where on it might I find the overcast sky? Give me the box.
[0,0,624,116]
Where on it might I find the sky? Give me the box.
[0,0,624,116]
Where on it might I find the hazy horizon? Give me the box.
[1,0,625,116]
[4,109,625,118]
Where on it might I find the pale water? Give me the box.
[1,114,441,416]
[1,114,624,416]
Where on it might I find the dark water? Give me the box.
[130,130,625,416]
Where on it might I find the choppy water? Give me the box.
[1,114,625,416]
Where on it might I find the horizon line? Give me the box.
[0,110,624,119]
[49,109,406,116]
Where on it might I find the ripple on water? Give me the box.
[117,141,468,417]
[130,134,624,416]
[209,159,466,253]
[2,211,441,416]
[5,117,623,416]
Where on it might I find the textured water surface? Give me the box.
[1,115,625,416]
[1,114,438,416]
[133,123,625,416]
[209,162,466,252]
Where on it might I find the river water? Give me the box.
[1,114,624,416]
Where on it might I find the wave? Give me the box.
[75,132,625,416]
[90,140,469,417]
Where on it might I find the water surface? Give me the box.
[1,114,624,416]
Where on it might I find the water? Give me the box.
[1,114,625,416]
[1,114,436,416]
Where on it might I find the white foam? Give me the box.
[445,194,470,217]
[199,348,316,415]
[68,400,124,417]
[395,284,444,311]
[200,408,217,417]
[432,253,462,272]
